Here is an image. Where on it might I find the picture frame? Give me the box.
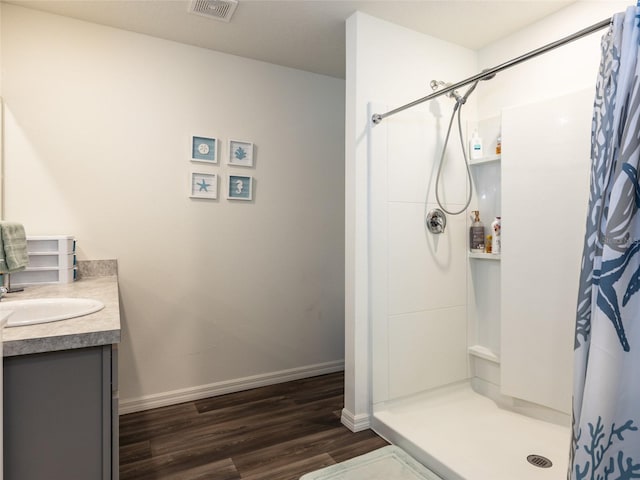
[191,135,218,163]
[227,174,253,201]
[228,140,254,167]
[190,171,218,199]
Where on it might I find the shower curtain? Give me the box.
[570,6,640,480]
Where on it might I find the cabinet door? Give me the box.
[4,346,109,479]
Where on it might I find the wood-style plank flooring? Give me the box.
[119,372,389,480]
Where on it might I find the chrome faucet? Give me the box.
[4,273,23,294]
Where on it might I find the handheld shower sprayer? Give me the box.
[460,70,496,104]
[430,69,497,216]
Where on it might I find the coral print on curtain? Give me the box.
[569,6,640,480]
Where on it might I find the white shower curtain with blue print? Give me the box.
[570,7,640,480]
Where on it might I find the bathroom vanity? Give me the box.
[2,273,120,480]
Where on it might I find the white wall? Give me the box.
[0,3,2,94]
[478,2,628,117]
[344,11,477,428]
[1,4,346,408]
[0,4,3,218]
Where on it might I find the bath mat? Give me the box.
[300,445,444,480]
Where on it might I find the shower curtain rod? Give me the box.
[371,17,613,125]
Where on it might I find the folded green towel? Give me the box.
[0,222,28,273]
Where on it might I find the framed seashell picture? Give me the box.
[191,135,218,163]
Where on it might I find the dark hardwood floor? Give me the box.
[119,372,389,480]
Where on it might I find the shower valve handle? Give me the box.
[426,209,446,234]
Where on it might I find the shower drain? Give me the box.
[527,454,553,468]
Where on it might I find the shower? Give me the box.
[432,72,496,216]
[356,11,620,480]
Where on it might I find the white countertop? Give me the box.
[2,275,120,356]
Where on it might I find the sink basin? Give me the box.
[1,298,105,328]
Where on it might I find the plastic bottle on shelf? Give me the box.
[491,216,501,254]
[496,133,502,155]
[469,129,483,160]
[469,210,485,253]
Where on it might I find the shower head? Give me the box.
[431,70,494,90]
[430,79,462,102]
[430,80,450,91]
[431,69,495,105]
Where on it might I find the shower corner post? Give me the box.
[343,101,389,433]
[367,101,392,416]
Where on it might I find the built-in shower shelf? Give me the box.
[469,154,501,166]
[468,345,500,363]
[469,252,501,260]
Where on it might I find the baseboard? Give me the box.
[119,360,345,415]
[341,408,371,432]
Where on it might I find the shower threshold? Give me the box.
[371,382,570,480]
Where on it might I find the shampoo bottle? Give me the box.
[469,210,485,253]
[491,216,501,254]
[470,129,483,160]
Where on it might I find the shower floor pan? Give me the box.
[371,382,570,480]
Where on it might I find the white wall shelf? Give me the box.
[469,154,501,166]
[468,344,500,364]
[469,252,501,261]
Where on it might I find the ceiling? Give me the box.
[4,0,577,78]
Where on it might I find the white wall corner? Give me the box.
[340,407,371,432]
[343,10,372,427]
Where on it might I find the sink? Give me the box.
[1,298,105,328]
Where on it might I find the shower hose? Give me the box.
[434,82,479,216]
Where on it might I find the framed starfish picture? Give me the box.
[228,140,254,167]
[190,171,218,199]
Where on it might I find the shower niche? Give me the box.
[466,115,502,401]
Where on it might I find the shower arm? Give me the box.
[371,17,612,125]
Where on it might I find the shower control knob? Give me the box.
[426,209,446,234]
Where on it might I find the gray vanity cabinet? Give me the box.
[3,344,118,480]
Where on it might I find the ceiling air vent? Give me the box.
[188,0,238,22]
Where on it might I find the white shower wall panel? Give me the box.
[388,307,467,399]
[347,11,478,417]
[387,107,469,205]
[501,88,592,414]
[387,202,467,315]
